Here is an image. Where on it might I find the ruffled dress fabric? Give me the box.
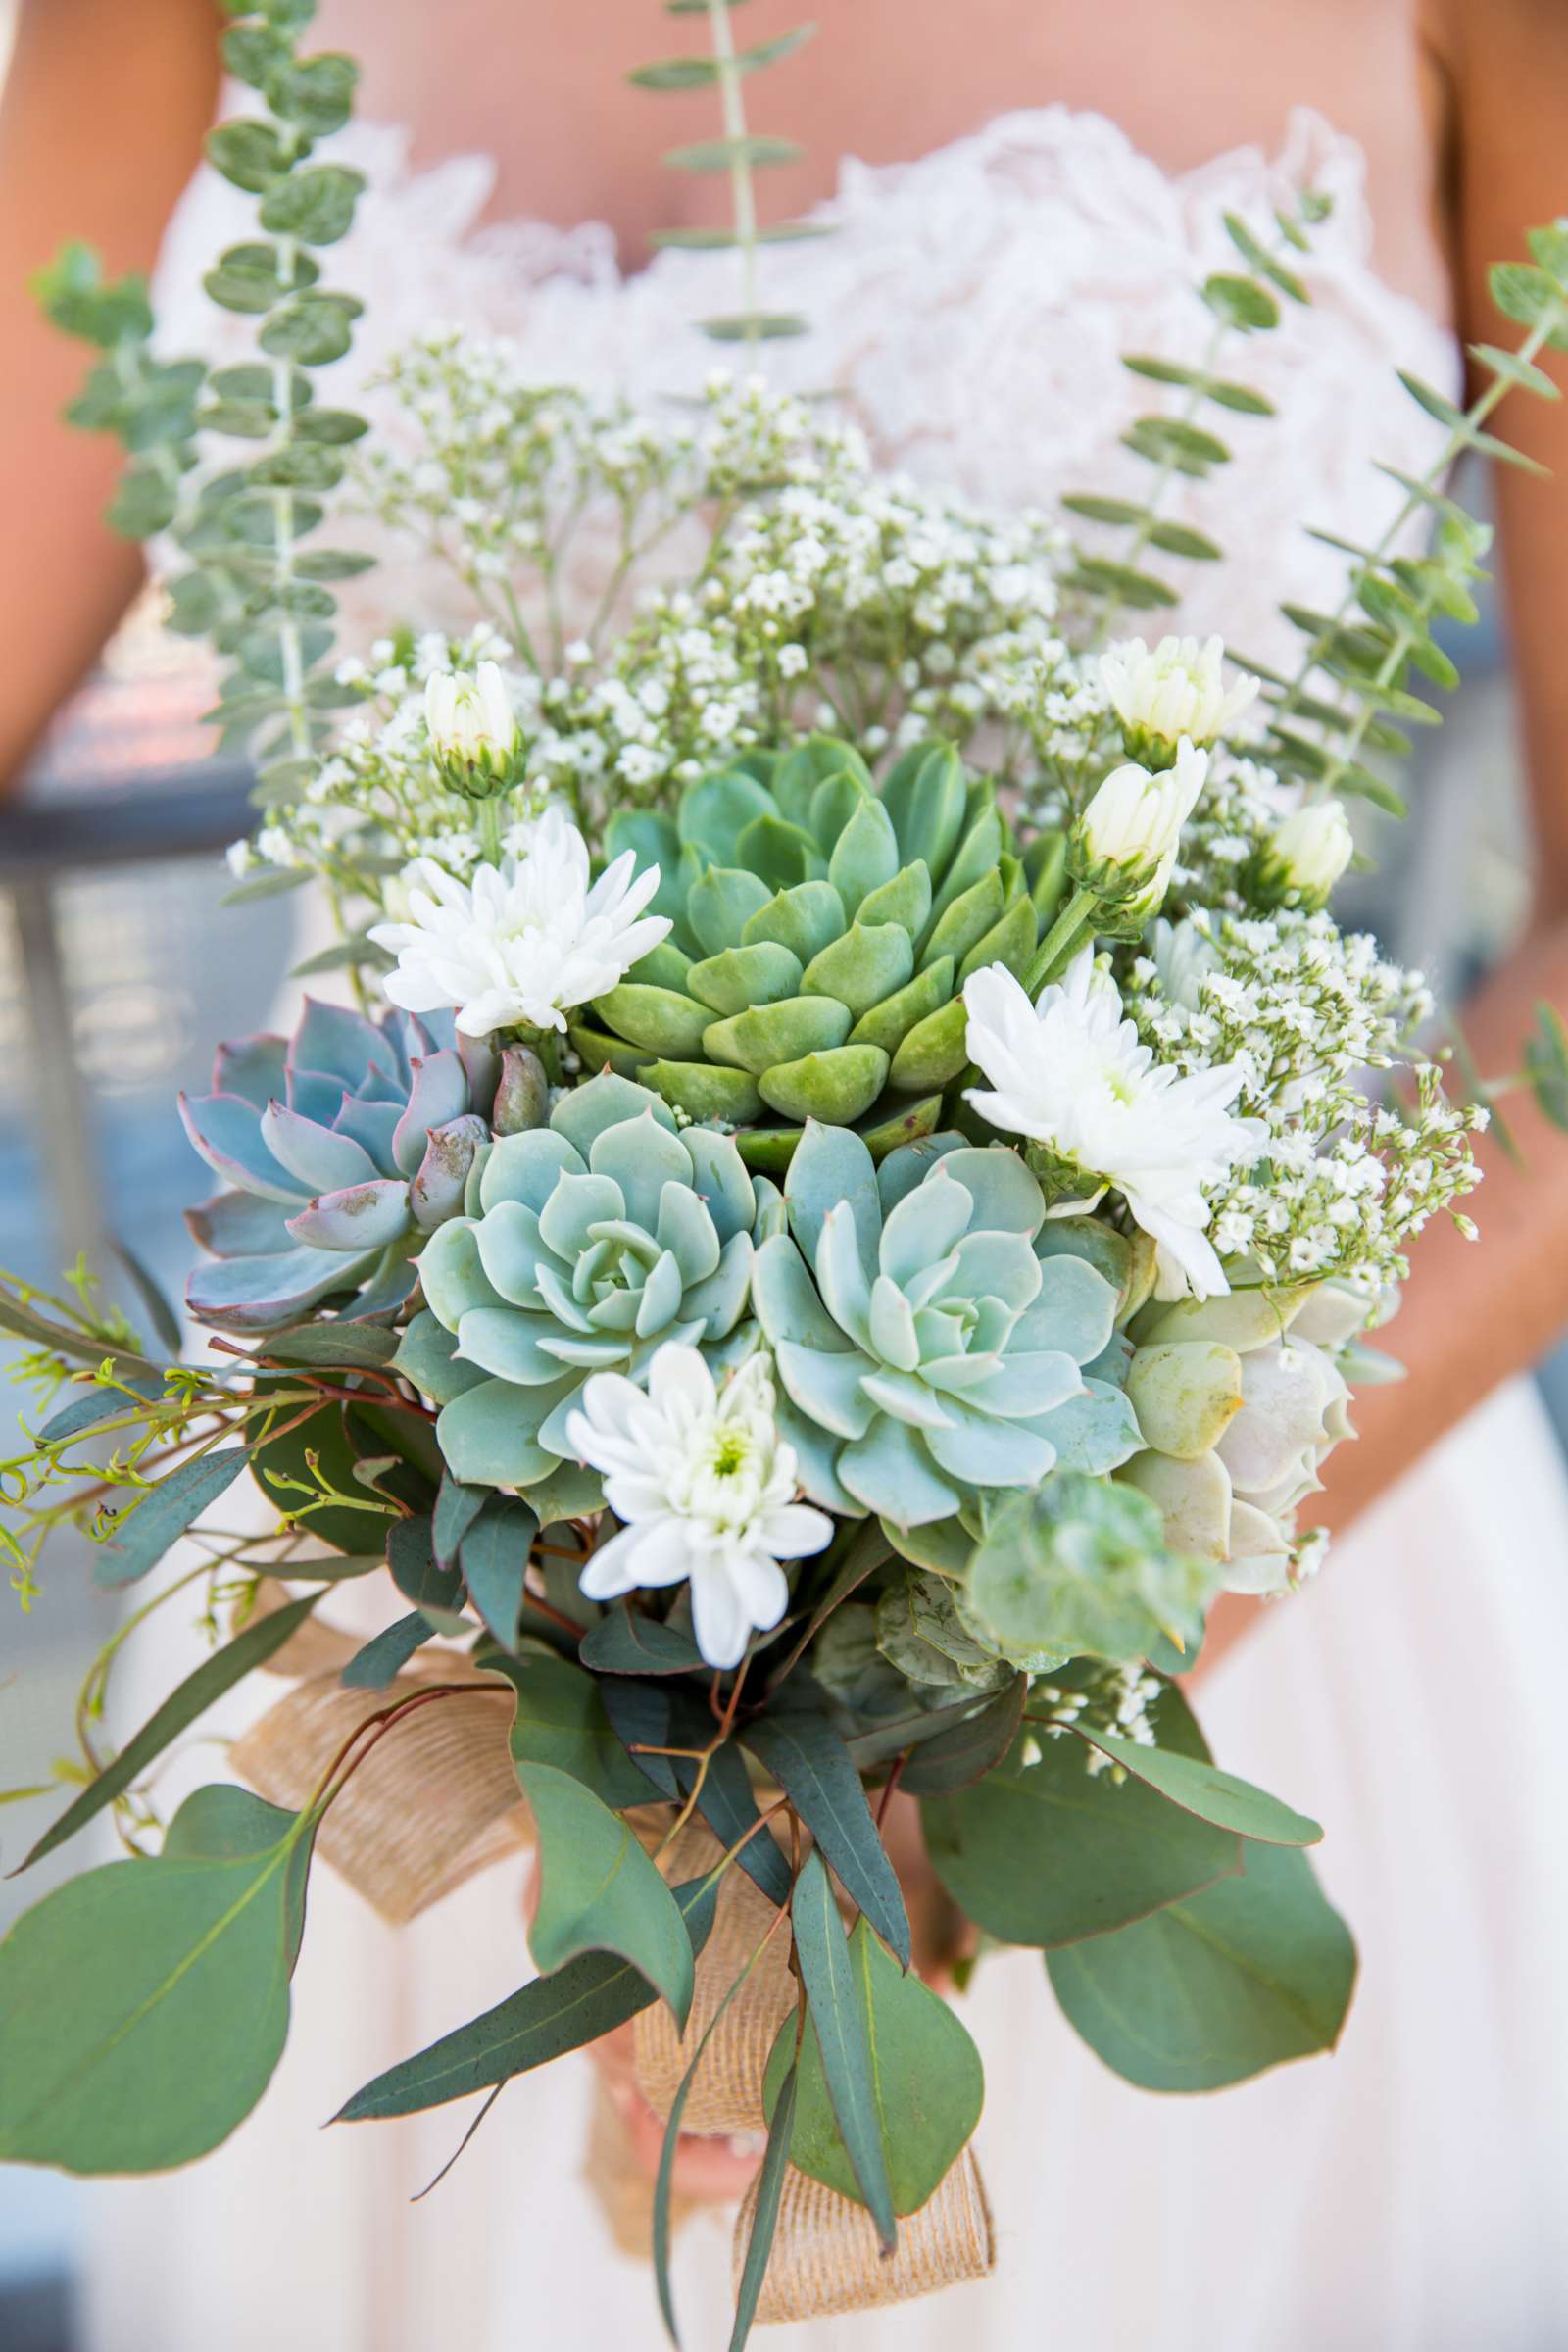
[83,104,1568,2352]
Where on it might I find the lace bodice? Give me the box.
[154,102,1458,665]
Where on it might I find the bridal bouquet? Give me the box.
[5,0,1566,2335]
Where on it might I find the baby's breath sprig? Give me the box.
[631,0,823,353]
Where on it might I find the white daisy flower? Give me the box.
[1099,633,1259,748]
[566,1347,833,1671]
[368,807,668,1038]
[962,949,1265,1301]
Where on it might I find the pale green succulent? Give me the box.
[1115,1281,1361,1594]
[573,735,1052,1173]
[407,1072,779,1492]
[751,1121,1141,1529]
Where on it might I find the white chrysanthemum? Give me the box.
[962,950,1265,1301]
[1272,798,1353,903]
[368,807,668,1038]
[424,661,518,762]
[1078,738,1209,909]
[566,1348,833,1670]
[1099,633,1259,747]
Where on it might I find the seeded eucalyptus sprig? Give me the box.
[1252,228,1568,818]
[36,0,373,823]
[632,0,824,350]
[1063,193,1334,632]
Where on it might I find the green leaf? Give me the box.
[742,1709,910,1967]
[518,1761,697,2025]
[335,1878,718,2120]
[920,1706,1241,1948]
[1122,416,1231,474]
[579,1605,705,1675]
[205,119,290,194]
[1147,520,1223,561]
[663,134,804,172]
[35,1372,164,1446]
[1060,493,1148,526]
[161,1785,310,1968]
[1525,999,1568,1131]
[502,1653,665,1809]
[433,1471,488,1568]
[1047,1839,1356,2090]
[259,291,363,368]
[0,1800,312,2171]
[339,1609,434,1689]
[729,2060,798,2352]
[630,55,720,88]
[1469,342,1561,401]
[762,1913,982,2217]
[258,164,366,247]
[1201,272,1280,333]
[93,1446,250,1590]
[18,1580,321,1872]
[386,1514,465,1620]
[1064,558,1178,611]
[787,1853,896,2248]
[966,1473,1211,1664]
[899,1676,1025,1796]
[600,1682,794,1908]
[700,312,810,342]
[1490,262,1568,351]
[458,1496,537,1650]
[1066,1726,1321,1844]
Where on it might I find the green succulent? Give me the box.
[751,1122,1143,1529]
[573,735,1049,1173]
[407,1073,780,1492]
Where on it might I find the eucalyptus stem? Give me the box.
[706,0,760,354]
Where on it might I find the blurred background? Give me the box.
[0,8,1564,2349]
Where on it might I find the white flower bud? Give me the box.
[423,661,520,795]
[1273,799,1353,905]
[1073,738,1208,920]
[1099,634,1259,749]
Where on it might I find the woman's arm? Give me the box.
[1202,0,1568,1672]
[0,0,220,792]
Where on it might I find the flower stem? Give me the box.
[1021,885,1101,999]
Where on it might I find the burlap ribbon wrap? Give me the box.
[235,1593,994,2320]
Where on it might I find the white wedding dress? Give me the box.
[83,104,1568,2352]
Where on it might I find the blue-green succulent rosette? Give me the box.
[179,999,503,1331]
[752,1121,1144,1531]
[402,1073,781,1497]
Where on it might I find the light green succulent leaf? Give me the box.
[801,922,915,1016]
[948,1228,1042,1310]
[550,1073,676,1159]
[588,1110,692,1231]
[878,1165,973,1289]
[392,1308,487,1405]
[956,1349,1083,1420]
[531,1257,596,1334]
[1016,1254,1120,1366]
[848,957,954,1056]
[654,1182,722,1286]
[816,1202,877,1350]
[1119,1447,1234,1564]
[838,1419,961,1527]
[887,996,970,1091]
[419,1218,507,1329]
[705,995,852,1074]
[880,740,968,872]
[922,1404,1057,1490]
[455,1305,566,1387]
[759,1043,890,1123]
[637,1058,763,1123]
[537,1171,624,1263]
[478,1129,583,1216]
[629,1248,682,1337]
[1033,1215,1134,1310]
[786,1120,881,1269]
[859,1367,956,1430]
[685,939,804,1017]
[874,1133,967,1218]
[925,806,1004,932]
[626,940,695,995]
[856,1094,948,1162]
[437,1376,567,1488]
[855,861,932,936]
[540,1330,638,1371]
[776,1396,864,1515]
[566,1021,646,1082]
[471,1199,546,1307]
[936,1146,1045,1239]
[957,891,1038,985]
[775,1339,878,1441]
[1126,1341,1245,1459]
[867,1274,921,1372]
[679,769,778,865]
[741,878,845,965]
[680,1127,760,1248]
[736,810,823,889]
[753,1233,854,1352]
[1037,1377,1144,1474]
[1084,1329,1135,1387]
[591,983,709,1057]
[679,1230,754,1338]
[688,864,774,956]
[878,1513,974,1577]
[1133,1285,1310,1353]
[921,867,1004,974]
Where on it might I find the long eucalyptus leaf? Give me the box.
[743,1710,909,1967]
[790,1851,896,2250]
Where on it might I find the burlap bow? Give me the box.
[235,1592,994,2319]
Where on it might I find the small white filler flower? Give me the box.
[566,1347,834,1670]
[962,948,1264,1301]
[1099,633,1259,750]
[1271,798,1354,906]
[1073,738,1209,919]
[369,807,669,1038]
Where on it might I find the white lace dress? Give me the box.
[84,106,1568,2352]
